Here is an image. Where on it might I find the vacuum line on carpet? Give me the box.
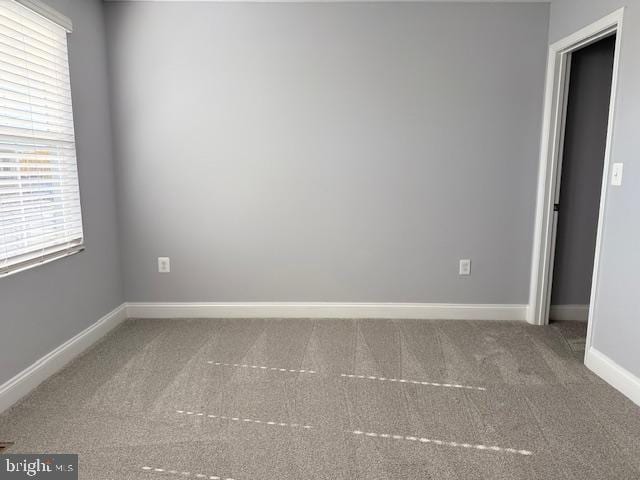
[340,373,486,391]
[142,466,235,480]
[205,361,486,391]
[351,430,533,456]
[207,361,316,374]
[176,410,314,430]
[175,410,531,456]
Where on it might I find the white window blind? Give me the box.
[0,0,82,277]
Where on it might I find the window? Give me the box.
[0,0,82,277]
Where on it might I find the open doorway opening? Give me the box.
[529,8,624,361]
[547,34,616,353]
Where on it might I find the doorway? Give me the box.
[547,34,616,355]
[548,35,616,329]
[529,8,624,353]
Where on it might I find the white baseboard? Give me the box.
[0,301,526,415]
[3,302,638,415]
[125,302,528,321]
[0,303,127,414]
[549,304,589,322]
[585,347,640,407]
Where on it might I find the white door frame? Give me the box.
[528,7,624,345]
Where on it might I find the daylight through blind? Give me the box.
[0,0,82,276]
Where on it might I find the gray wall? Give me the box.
[106,2,549,304]
[551,36,615,306]
[549,0,640,377]
[0,0,123,386]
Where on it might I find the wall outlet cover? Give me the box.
[459,259,471,276]
[158,257,170,273]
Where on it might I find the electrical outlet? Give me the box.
[158,257,170,273]
[459,259,471,276]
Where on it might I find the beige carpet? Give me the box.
[1,318,639,479]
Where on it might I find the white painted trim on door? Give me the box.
[125,302,527,321]
[528,8,624,327]
[549,304,589,322]
[585,347,640,408]
[0,304,127,414]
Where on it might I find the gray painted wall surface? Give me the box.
[551,36,615,306]
[549,0,640,377]
[106,2,549,304]
[0,0,123,386]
